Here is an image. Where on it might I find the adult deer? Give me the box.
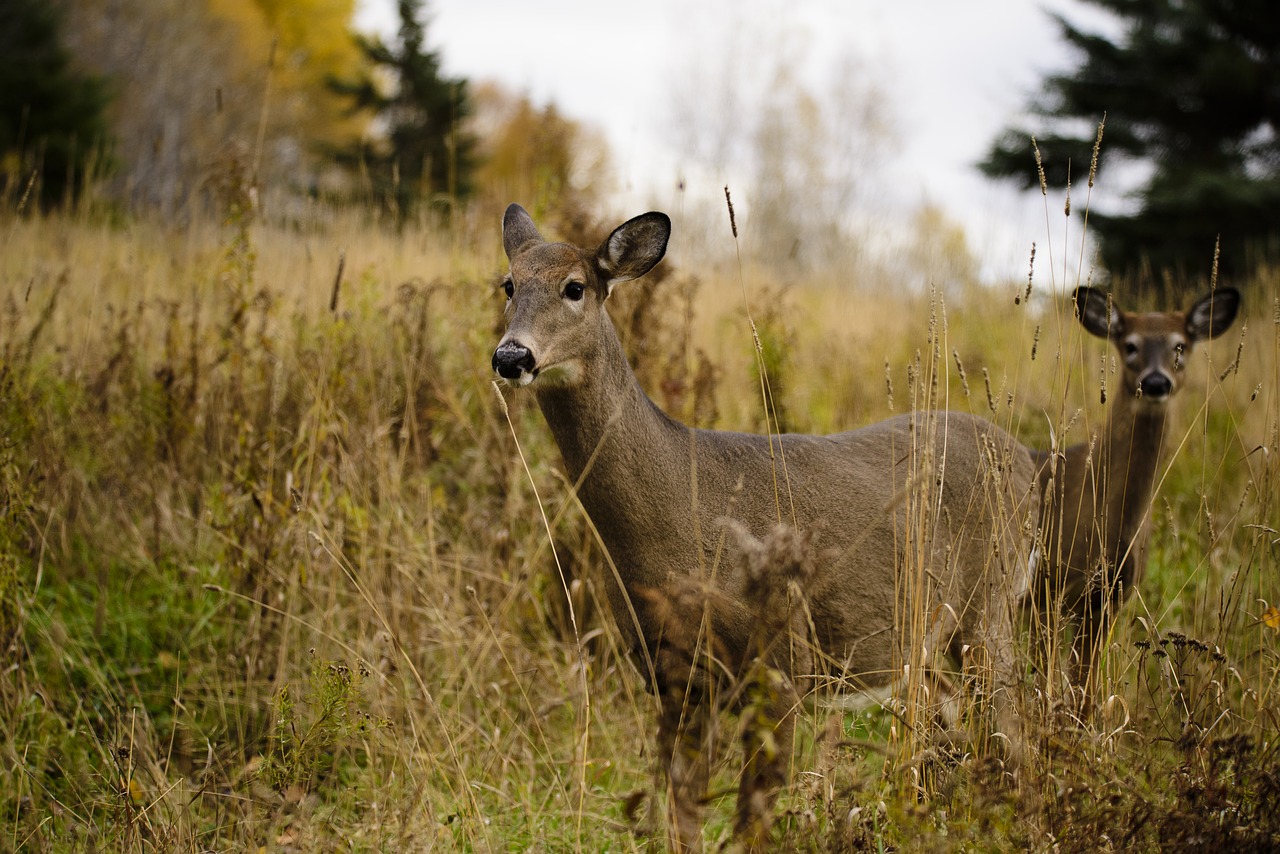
[1032,285,1240,699]
[492,204,1039,850]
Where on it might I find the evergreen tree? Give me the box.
[331,0,474,221]
[981,0,1280,288]
[1,0,113,205]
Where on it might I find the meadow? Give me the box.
[1,184,1278,851]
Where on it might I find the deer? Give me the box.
[1031,285,1240,702]
[491,204,1040,851]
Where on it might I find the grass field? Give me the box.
[2,191,1278,851]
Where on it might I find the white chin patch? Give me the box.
[537,361,583,386]
[514,371,535,387]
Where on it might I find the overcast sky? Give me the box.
[355,0,1121,276]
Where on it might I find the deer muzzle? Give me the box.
[1138,371,1173,400]
[492,341,537,383]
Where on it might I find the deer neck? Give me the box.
[532,314,685,499]
[1101,390,1168,541]
[529,314,693,651]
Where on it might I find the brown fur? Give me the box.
[494,204,1041,849]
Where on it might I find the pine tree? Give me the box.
[0,0,113,205]
[331,0,474,221]
[981,0,1280,289]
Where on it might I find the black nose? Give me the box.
[1139,373,1172,399]
[492,341,536,379]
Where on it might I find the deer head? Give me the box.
[1074,285,1241,403]
[492,203,670,388]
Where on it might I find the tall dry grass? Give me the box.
[1,182,1278,851]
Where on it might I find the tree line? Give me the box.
[4,0,1278,289]
[982,0,1280,292]
[0,0,606,229]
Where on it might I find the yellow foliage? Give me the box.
[61,0,368,206]
[471,82,611,231]
[205,0,368,155]
[1262,605,1280,631]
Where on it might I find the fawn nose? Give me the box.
[1139,372,1172,399]
[492,341,536,380]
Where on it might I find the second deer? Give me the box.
[1032,285,1240,699]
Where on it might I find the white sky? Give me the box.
[355,0,1123,278]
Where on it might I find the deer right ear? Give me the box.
[503,204,543,260]
[596,212,671,294]
[1185,287,1240,342]
[1074,286,1124,339]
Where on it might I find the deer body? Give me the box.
[493,205,1039,848]
[539,363,1008,674]
[1034,286,1240,694]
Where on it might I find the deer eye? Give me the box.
[564,282,585,301]
[1124,341,1139,357]
[502,279,514,299]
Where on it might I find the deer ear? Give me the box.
[1185,287,1240,342]
[1074,286,1124,339]
[503,204,543,260]
[596,212,671,293]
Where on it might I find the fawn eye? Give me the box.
[1124,341,1139,357]
[564,282,585,301]
[502,279,514,299]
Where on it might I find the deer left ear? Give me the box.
[503,203,544,260]
[1185,287,1240,342]
[596,212,671,295]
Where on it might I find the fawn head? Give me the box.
[492,204,670,387]
[1075,285,1241,403]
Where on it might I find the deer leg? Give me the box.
[1024,573,1074,690]
[952,608,1024,771]
[658,677,711,853]
[1071,600,1113,714]
[985,606,1026,769]
[734,668,797,852]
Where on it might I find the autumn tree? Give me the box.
[744,58,892,268]
[56,0,367,215]
[331,0,475,221]
[245,0,367,164]
[469,82,611,239]
[1,0,112,206]
[981,0,1280,288]
[668,25,894,271]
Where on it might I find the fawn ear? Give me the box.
[596,212,671,294]
[1185,287,1240,342]
[503,204,544,260]
[1074,286,1124,339]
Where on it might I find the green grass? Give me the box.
[1,197,1278,851]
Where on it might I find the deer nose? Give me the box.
[1139,372,1172,399]
[492,341,536,380]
